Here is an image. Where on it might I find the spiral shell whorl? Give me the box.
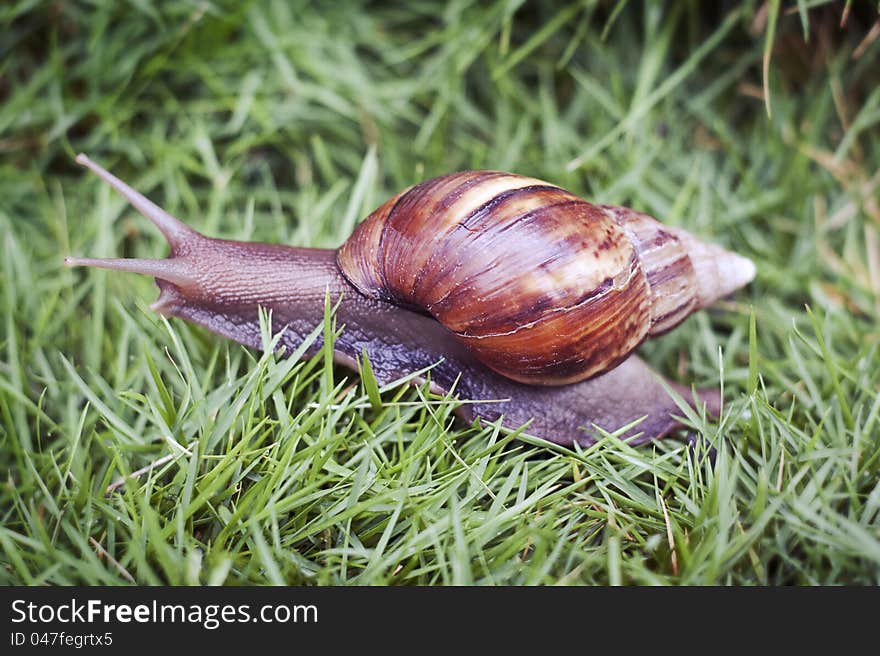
[338,171,666,385]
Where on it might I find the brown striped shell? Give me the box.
[337,171,754,386]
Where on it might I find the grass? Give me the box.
[1,0,879,585]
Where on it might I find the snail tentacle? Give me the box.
[75,153,201,253]
[63,256,197,288]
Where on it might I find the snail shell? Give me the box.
[338,171,754,385]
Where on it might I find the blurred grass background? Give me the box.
[1,0,878,584]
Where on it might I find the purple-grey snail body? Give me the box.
[66,155,755,447]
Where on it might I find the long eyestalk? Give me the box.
[73,154,199,250]
[63,255,196,288]
[65,155,202,287]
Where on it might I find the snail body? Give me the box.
[66,156,754,446]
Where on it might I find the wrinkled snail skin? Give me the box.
[66,154,749,446]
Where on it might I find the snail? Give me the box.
[66,155,755,447]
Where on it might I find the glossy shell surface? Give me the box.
[336,171,680,384]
